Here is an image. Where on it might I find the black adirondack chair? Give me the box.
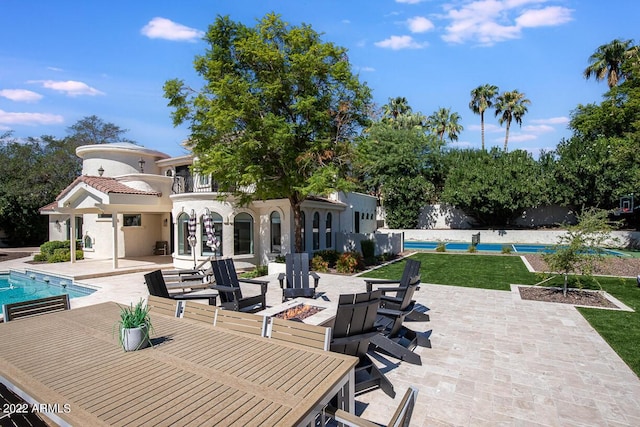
[364,258,430,322]
[369,275,432,366]
[330,290,395,398]
[210,258,268,313]
[278,253,320,302]
[144,270,218,306]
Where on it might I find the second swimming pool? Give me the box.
[404,241,626,256]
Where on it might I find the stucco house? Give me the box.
[40,143,378,269]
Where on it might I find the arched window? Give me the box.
[201,212,223,256]
[300,211,306,251]
[270,211,281,253]
[177,212,191,256]
[83,234,93,249]
[312,212,320,250]
[234,212,254,255]
[325,213,332,248]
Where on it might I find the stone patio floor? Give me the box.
[2,254,640,426]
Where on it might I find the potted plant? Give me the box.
[116,299,153,351]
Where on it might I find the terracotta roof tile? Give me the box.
[55,176,161,201]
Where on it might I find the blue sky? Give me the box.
[1,0,638,157]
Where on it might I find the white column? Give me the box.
[70,213,76,263]
[112,213,118,269]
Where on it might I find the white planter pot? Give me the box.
[121,325,150,351]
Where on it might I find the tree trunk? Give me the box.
[504,121,511,152]
[563,273,568,297]
[290,195,303,253]
[480,112,485,151]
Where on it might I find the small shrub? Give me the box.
[315,249,340,268]
[311,255,329,272]
[336,251,364,274]
[274,254,286,263]
[501,245,512,254]
[241,265,268,278]
[40,240,68,257]
[435,242,446,252]
[33,253,48,262]
[49,248,70,263]
[378,252,397,262]
[467,245,477,253]
[360,239,375,259]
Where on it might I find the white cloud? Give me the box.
[530,116,569,125]
[441,1,574,46]
[0,89,43,103]
[374,35,428,50]
[358,66,376,72]
[0,109,64,126]
[141,17,204,42]
[508,133,537,142]
[342,19,351,24]
[407,16,435,33]
[522,124,554,133]
[47,66,64,72]
[396,0,425,4]
[516,6,573,27]
[29,80,104,97]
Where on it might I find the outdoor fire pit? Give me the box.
[274,303,325,322]
[258,298,336,326]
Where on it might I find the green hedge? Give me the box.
[36,240,83,263]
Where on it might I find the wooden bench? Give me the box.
[146,295,181,318]
[181,300,217,324]
[213,309,267,336]
[266,317,331,350]
[2,294,70,322]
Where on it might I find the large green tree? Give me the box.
[441,148,546,226]
[164,13,372,252]
[0,117,132,246]
[426,107,463,142]
[584,38,636,89]
[469,84,499,150]
[355,122,442,227]
[494,90,530,152]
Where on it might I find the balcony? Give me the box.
[172,175,235,194]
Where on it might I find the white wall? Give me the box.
[392,228,638,248]
[414,204,577,229]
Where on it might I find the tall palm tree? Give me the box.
[469,84,499,150]
[494,90,530,152]
[584,39,635,89]
[382,96,411,121]
[427,107,464,142]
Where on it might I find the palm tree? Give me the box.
[584,39,635,88]
[494,90,530,152]
[427,107,464,142]
[382,96,411,121]
[469,84,499,150]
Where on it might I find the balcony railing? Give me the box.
[172,175,235,194]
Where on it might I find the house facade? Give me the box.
[41,143,378,269]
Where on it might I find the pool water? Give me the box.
[0,270,95,308]
[404,241,626,256]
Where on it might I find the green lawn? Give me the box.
[361,252,640,377]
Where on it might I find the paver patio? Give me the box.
[2,255,640,426]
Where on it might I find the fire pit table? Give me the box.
[257,297,337,326]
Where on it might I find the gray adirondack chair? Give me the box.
[330,290,395,398]
[278,253,320,302]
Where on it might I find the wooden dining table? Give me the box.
[0,302,357,426]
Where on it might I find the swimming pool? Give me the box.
[404,241,626,256]
[0,270,96,308]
